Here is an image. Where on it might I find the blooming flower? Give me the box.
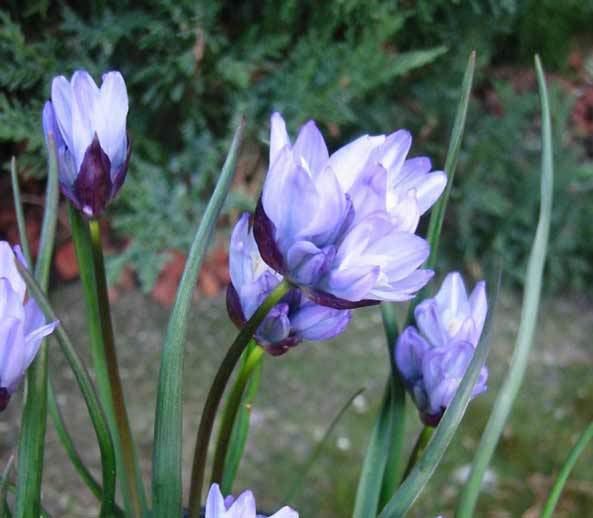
[395,272,488,426]
[228,213,351,355]
[205,483,298,518]
[254,113,446,309]
[0,242,58,411]
[43,69,130,217]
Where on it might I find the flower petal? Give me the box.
[95,71,129,169]
[71,70,100,170]
[292,120,329,176]
[291,302,351,341]
[0,242,25,302]
[269,112,290,167]
[51,75,74,152]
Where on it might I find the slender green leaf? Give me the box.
[152,118,245,516]
[425,50,476,271]
[353,381,396,518]
[456,55,554,517]
[541,421,593,518]
[15,132,59,518]
[47,377,102,500]
[285,388,364,503]
[15,263,118,516]
[9,157,31,265]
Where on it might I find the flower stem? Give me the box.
[211,341,264,485]
[402,426,434,481]
[87,218,146,516]
[188,279,291,515]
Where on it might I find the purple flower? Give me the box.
[254,113,446,309]
[43,70,130,217]
[0,242,58,411]
[205,483,298,518]
[395,272,488,426]
[228,213,351,355]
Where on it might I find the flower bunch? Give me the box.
[395,272,488,425]
[253,113,446,308]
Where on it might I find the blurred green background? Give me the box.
[2,0,593,292]
[1,1,593,516]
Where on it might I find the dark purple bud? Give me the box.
[72,134,112,217]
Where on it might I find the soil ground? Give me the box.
[1,284,592,517]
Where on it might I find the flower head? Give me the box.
[228,213,351,355]
[0,242,58,410]
[395,272,488,426]
[43,70,130,217]
[205,483,298,518]
[254,113,446,309]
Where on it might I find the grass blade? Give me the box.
[456,55,554,517]
[286,388,364,503]
[541,420,593,518]
[152,118,245,516]
[47,377,102,500]
[9,157,31,265]
[425,50,476,271]
[0,456,14,518]
[353,381,396,518]
[16,263,119,516]
[15,132,59,517]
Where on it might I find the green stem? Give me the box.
[88,218,146,516]
[188,280,292,515]
[402,427,434,480]
[541,421,593,518]
[211,342,264,484]
[69,206,144,516]
[16,262,118,516]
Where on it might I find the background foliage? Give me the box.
[1,0,592,291]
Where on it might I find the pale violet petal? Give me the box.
[328,134,385,193]
[205,484,227,517]
[292,120,329,176]
[71,70,100,169]
[95,71,129,169]
[51,75,74,152]
[0,242,26,302]
[269,112,290,167]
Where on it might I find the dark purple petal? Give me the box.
[226,283,246,329]
[300,286,380,310]
[253,198,286,275]
[72,134,112,217]
[110,133,131,198]
[0,388,10,412]
[262,334,300,356]
[420,409,443,428]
